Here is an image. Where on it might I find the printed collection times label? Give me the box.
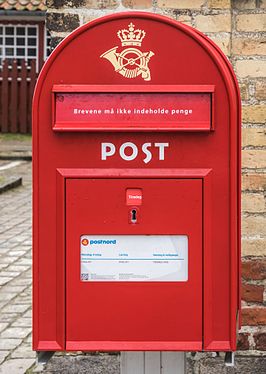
[80,235,188,282]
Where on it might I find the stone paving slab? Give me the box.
[0,176,22,195]
[0,137,32,161]
[0,358,35,373]
[0,161,34,373]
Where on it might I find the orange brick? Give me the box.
[233,0,256,10]
[255,81,266,100]
[232,38,266,56]
[242,174,266,191]
[176,15,192,27]
[242,238,265,257]
[242,215,266,237]
[242,259,266,280]
[209,34,230,55]
[237,333,250,350]
[254,332,266,350]
[236,60,266,78]
[242,307,266,326]
[242,128,266,147]
[242,283,264,303]
[236,14,266,32]
[82,0,118,8]
[242,150,266,168]
[239,83,249,101]
[157,0,204,9]
[242,105,266,123]
[242,193,265,213]
[208,0,230,8]
[195,14,231,32]
[122,0,152,8]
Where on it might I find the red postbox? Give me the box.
[33,12,241,353]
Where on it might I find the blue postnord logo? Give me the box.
[90,239,117,245]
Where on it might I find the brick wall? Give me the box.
[233,1,266,353]
[46,0,266,353]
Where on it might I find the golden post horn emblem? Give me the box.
[100,23,154,81]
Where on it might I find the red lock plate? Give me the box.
[126,188,142,205]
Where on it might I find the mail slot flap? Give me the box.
[52,85,214,132]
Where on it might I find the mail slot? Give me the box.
[33,12,241,353]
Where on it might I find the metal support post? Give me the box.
[34,351,55,372]
[121,351,186,374]
[225,351,235,367]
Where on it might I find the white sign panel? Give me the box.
[80,235,188,282]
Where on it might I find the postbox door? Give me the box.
[66,177,202,349]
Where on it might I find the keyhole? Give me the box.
[131,209,137,223]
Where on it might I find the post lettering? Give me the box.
[101,143,116,160]
[119,142,138,161]
[101,142,169,163]
[142,143,152,164]
[154,143,169,160]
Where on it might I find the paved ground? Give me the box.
[0,159,120,374]
[0,152,265,373]
[0,136,32,161]
[0,161,35,373]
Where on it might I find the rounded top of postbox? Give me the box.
[35,12,239,92]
